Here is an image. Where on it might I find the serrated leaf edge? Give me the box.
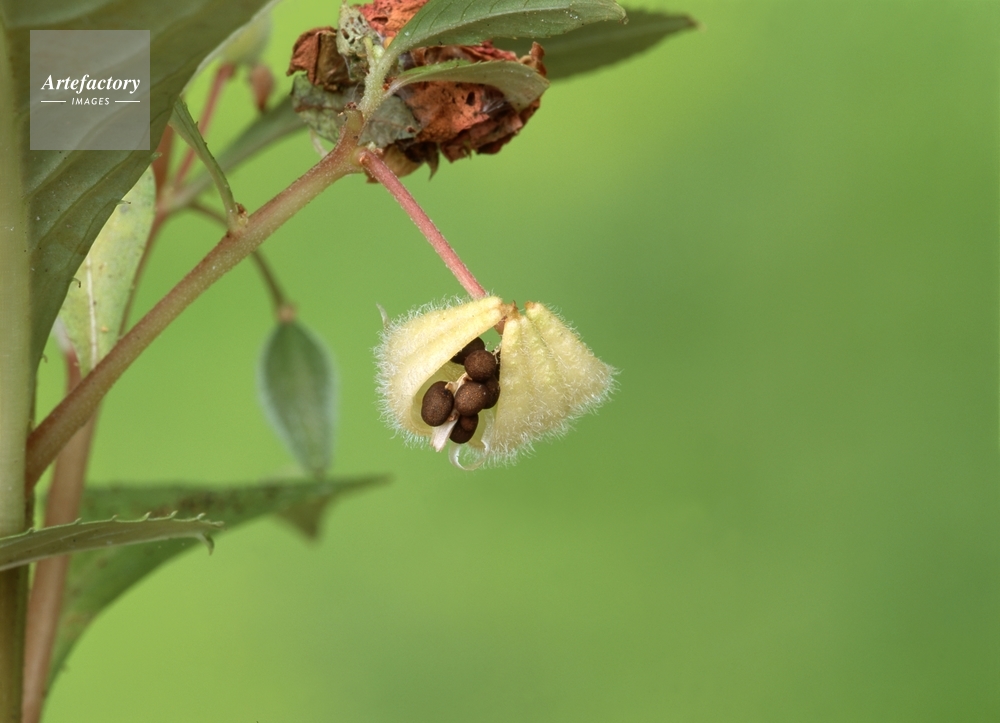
[0,514,223,572]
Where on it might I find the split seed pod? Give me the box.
[376,297,615,468]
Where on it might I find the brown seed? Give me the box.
[454,381,488,416]
[450,415,478,444]
[451,337,486,364]
[464,349,497,382]
[482,376,500,409]
[420,381,454,426]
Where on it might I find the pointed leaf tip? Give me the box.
[499,8,698,80]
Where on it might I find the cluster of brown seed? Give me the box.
[420,337,501,444]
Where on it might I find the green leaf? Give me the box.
[0,0,276,366]
[177,97,305,208]
[51,476,386,687]
[387,0,626,60]
[0,515,221,573]
[501,8,697,80]
[389,60,550,110]
[170,99,241,228]
[58,168,155,375]
[258,320,337,475]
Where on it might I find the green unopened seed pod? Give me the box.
[259,318,336,475]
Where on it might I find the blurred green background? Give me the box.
[36,0,998,720]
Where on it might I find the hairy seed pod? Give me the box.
[375,297,614,468]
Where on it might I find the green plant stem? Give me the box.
[359,50,396,119]
[25,112,366,490]
[358,150,487,298]
[189,201,293,318]
[0,570,26,723]
[22,347,95,723]
[0,27,31,723]
[249,252,294,320]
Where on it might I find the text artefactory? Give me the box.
[40,74,142,94]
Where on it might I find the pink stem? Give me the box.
[359,151,487,299]
[22,346,96,723]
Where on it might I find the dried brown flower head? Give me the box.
[287,0,547,176]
